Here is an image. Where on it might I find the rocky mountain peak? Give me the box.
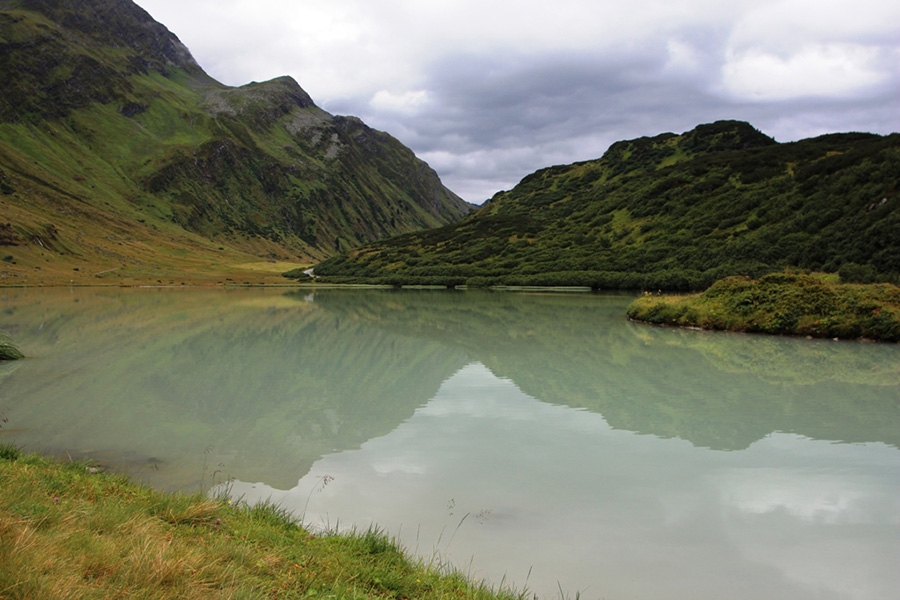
[15,0,202,75]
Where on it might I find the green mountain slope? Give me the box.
[0,0,471,284]
[314,121,900,289]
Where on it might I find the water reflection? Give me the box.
[307,289,900,449]
[2,287,899,599]
[0,288,467,488]
[225,363,900,600]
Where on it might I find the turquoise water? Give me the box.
[2,287,898,599]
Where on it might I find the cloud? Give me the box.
[369,89,430,113]
[135,0,900,202]
[722,44,890,100]
[719,0,900,101]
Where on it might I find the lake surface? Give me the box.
[2,287,899,600]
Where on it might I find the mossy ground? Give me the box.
[627,273,900,341]
[0,448,525,600]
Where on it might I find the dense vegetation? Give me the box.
[0,447,523,599]
[0,0,470,285]
[627,273,900,341]
[313,121,900,289]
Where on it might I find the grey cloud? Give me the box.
[134,0,900,204]
[332,41,899,202]
[333,51,729,199]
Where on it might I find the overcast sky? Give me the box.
[135,0,900,203]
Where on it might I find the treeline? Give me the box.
[313,267,768,291]
[308,121,900,290]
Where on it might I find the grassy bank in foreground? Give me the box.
[626,273,900,342]
[0,448,523,600]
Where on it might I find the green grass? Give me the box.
[0,449,528,599]
[626,272,900,341]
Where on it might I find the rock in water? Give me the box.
[0,331,23,360]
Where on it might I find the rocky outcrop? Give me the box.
[0,331,23,360]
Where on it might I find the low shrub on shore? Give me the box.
[626,273,900,341]
[0,450,525,600]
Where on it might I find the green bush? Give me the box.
[628,274,900,341]
[0,443,20,461]
[282,267,311,279]
[839,262,879,284]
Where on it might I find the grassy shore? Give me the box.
[626,273,900,342]
[0,446,525,600]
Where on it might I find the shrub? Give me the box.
[628,273,900,341]
[0,443,20,461]
[282,268,311,279]
[839,262,879,284]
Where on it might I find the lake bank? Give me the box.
[0,446,524,600]
[627,273,900,342]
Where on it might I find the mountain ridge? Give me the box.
[314,120,900,289]
[0,0,472,285]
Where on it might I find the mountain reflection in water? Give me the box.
[226,361,899,600]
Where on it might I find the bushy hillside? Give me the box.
[314,121,900,289]
[0,0,471,284]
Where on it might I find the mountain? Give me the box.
[314,120,900,289]
[0,0,471,285]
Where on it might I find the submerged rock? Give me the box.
[0,331,23,360]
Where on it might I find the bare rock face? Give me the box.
[18,0,203,74]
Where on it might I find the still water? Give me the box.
[1,287,898,600]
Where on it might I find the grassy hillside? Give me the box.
[313,121,900,289]
[0,0,471,285]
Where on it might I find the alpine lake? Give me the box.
[1,286,898,600]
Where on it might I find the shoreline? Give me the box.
[626,273,900,343]
[0,447,525,600]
